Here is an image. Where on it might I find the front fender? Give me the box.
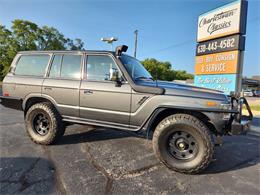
[142,106,231,138]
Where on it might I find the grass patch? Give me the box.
[244,105,260,111]
[250,105,260,111]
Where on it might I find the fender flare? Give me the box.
[142,107,167,138]
[22,93,59,111]
[143,106,224,138]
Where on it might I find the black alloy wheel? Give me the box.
[25,102,65,145]
[32,112,50,136]
[152,114,214,174]
[167,131,198,160]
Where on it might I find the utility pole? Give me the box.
[134,30,138,57]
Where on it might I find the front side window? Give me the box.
[49,54,81,79]
[86,55,121,81]
[15,55,50,76]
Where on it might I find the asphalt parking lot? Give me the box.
[0,105,260,195]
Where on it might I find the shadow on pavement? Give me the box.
[57,127,140,145]
[0,157,55,194]
[203,135,260,174]
[252,117,260,127]
[57,126,260,175]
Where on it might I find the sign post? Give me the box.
[194,0,248,95]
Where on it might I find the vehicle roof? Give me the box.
[17,50,116,55]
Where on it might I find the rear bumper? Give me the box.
[0,96,23,110]
[229,97,253,135]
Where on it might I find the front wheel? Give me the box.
[152,114,214,174]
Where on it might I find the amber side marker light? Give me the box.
[206,101,217,107]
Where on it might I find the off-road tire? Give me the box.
[25,102,65,145]
[152,114,214,174]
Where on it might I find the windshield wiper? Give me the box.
[135,76,154,81]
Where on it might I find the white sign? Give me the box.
[197,0,245,42]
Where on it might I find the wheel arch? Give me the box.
[145,107,218,137]
[23,94,59,116]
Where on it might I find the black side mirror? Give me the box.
[110,68,122,87]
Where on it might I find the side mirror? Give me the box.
[110,68,122,87]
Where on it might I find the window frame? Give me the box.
[84,53,126,83]
[14,54,52,78]
[47,53,84,81]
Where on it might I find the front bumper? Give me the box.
[230,97,253,135]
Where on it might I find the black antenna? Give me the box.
[134,30,138,58]
[155,64,158,87]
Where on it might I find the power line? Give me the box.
[143,39,194,55]
[142,16,258,56]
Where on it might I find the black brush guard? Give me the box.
[229,96,253,135]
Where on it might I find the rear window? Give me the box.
[49,55,62,78]
[61,55,81,79]
[15,55,50,76]
[49,54,82,79]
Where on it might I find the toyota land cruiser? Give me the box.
[0,45,253,174]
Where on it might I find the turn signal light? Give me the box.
[206,101,217,107]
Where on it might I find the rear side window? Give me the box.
[61,55,81,79]
[49,54,81,79]
[15,55,50,76]
[49,55,62,78]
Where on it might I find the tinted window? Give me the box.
[49,55,62,77]
[60,55,81,79]
[120,55,152,81]
[15,55,50,76]
[86,55,121,81]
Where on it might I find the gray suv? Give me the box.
[0,45,252,174]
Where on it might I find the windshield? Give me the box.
[120,55,153,81]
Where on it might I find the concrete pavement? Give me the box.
[248,117,260,137]
[0,105,260,194]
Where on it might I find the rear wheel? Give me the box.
[25,102,65,145]
[152,114,214,174]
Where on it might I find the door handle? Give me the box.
[44,87,52,90]
[84,89,93,94]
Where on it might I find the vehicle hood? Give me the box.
[135,80,228,101]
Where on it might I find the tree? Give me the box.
[37,26,67,50]
[0,25,18,79]
[141,58,193,81]
[141,58,172,80]
[11,19,39,51]
[67,38,85,50]
[0,19,85,79]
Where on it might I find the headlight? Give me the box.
[220,103,232,120]
[220,103,231,110]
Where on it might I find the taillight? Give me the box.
[3,92,10,97]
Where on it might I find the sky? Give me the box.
[0,0,259,77]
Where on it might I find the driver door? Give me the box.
[79,54,132,127]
